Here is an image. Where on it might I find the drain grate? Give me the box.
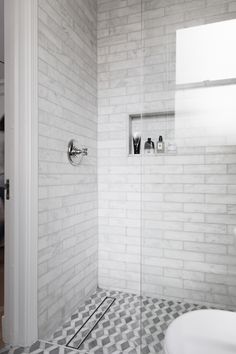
[66,296,116,349]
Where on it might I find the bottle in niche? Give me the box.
[144,138,155,155]
[133,132,141,154]
[157,136,165,153]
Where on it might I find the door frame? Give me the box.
[3,0,38,347]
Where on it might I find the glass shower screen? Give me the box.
[140,2,236,353]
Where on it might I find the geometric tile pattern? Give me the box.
[0,288,210,354]
[67,297,116,349]
[0,340,80,354]
[50,288,209,354]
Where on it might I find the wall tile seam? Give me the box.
[38,213,98,227]
[38,33,97,77]
[38,123,97,139]
[38,73,97,102]
[39,2,97,52]
[38,87,97,117]
[38,43,97,88]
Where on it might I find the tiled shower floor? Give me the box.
[49,288,208,354]
[0,288,208,354]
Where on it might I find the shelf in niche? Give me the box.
[128,152,177,158]
[129,111,175,155]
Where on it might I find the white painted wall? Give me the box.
[38,0,98,339]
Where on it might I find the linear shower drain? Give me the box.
[66,296,116,349]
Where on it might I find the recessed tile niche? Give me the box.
[128,111,175,155]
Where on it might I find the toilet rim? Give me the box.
[164,309,236,354]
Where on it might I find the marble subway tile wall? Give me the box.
[38,0,98,338]
[97,0,143,294]
[97,0,236,308]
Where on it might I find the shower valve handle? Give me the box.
[68,139,88,166]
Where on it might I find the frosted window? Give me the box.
[176,20,236,84]
[175,85,236,146]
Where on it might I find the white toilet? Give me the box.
[164,309,236,354]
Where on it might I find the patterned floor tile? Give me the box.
[49,288,209,354]
[0,341,80,354]
[0,288,211,354]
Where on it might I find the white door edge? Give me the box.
[3,0,38,347]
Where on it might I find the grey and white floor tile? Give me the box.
[0,288,209,354]
[49,288,208,354]
[0,341,80,354]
